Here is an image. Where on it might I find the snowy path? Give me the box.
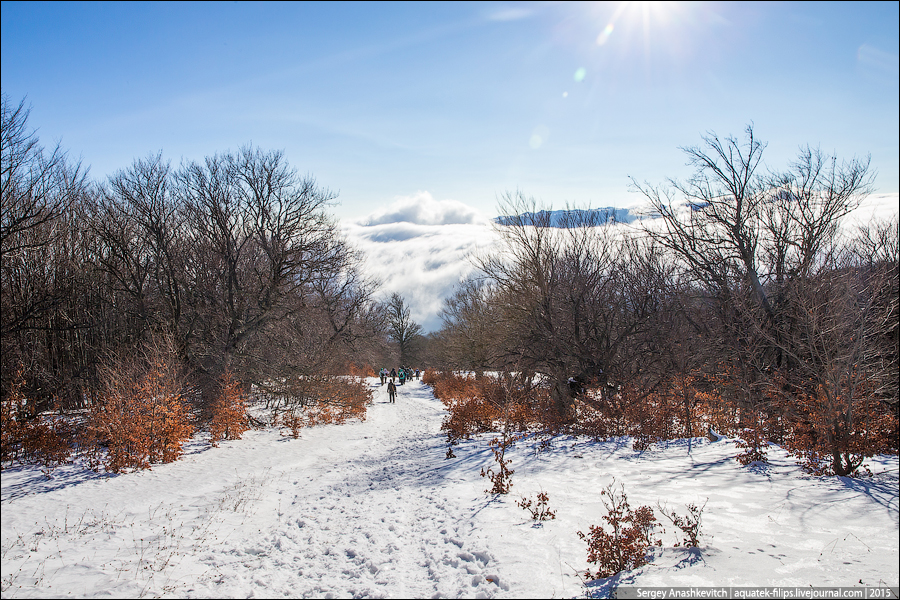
[2,377,898,598]
[214,379,508,599]
[1,379,510,599]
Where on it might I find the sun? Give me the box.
[595,1,678,47]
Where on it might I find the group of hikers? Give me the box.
[379,367,420,403]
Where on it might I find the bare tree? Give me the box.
[1,95,91,409]
[89,153,185,351]
[438,276,498,377]
[386,293,423,366]
[631,125,773,318]
[633,124,892,473]
[2,96,86,258]
[476,191,664,421]
[850,217,899,408]
[2,94,383,425]
[173,145,376,392]
[632,125,873,362]
[1,95,88,337]
[752,228,898,474]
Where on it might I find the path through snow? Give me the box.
[2,379,509,599]
[213,378,508,599]
[2,377,898,598]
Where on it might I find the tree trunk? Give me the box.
[550,376,574,424]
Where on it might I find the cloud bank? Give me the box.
[343,193,498,332]
[360,191,486,227]
[343,191,898,334]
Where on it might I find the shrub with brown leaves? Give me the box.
[577,480,661,580]
[421,368,438,386]
[1,373,71,474]
[734,422,770,466]
[428,371,545,445]
[657,499,706,548]
[778,373,897,476]
[480,433,521,494]
[83,360,193,473]
[209,371,249,447]
[273,375,373,438]
[518,491,556,521]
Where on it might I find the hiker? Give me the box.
[390,368,396,383]
[387,380,397,403]
[568,375,585,398]
[415,368,420,380]
[398,368,406,386]
[379,368,386,385]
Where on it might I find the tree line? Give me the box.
[2,91,896,476]
[1,94,423,427]
[431,125,897,476]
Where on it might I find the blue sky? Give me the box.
[3,1,898,221]
[3,1,898,331]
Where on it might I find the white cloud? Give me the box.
[359,191,488,226]
[344,193,498,332]
[857,44,900,78]
[849,192,899,225]
[485,7,535,22]
[343,192,898,333]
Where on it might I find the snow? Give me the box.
[2,378,898,598]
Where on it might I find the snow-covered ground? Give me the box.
[2,378,897,598]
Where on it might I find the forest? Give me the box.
[2,93,897,478]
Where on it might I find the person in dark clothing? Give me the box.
[387,380,397,403]
[390,368,397,383]
[568,375,585,398]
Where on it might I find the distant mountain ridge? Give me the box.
[494,207,650,227]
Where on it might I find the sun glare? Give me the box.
[596,23,615,45]
[594,1,678,48]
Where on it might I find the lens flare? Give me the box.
[596,23,614,45]
[573,67,587,82]
[530,125,550,149]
